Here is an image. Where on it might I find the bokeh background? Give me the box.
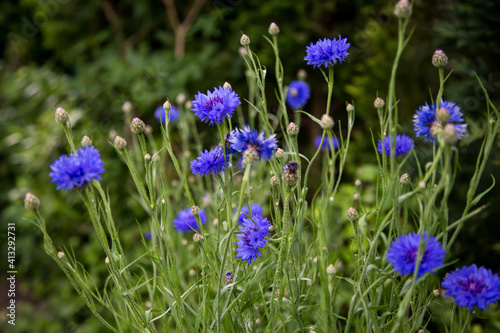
[1,0,500,331]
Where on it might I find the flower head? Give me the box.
[173,208,208,233]
[228,126,278,161]
[386,232,446,279]
[286,81,310,109]
[414,100,467,142]
[155,105,179,123]
[236,214,271,263]
[304,36,350,68]
[190,146,228,177]
[234,203,264,224]
[191,86,241,125]
[442,264,500,310]
[315,135,339,151]
[377,134,414,156]
[49,146,105,191]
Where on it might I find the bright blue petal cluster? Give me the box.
[286,81,310,109]
[191,86,241,125]
[155,105,179,123]
[315,135,339,151]
[413,100,467,142]
[228,125,278,161]
[173,208,208,233]
[442,264,500,311]
[304,36,350,68]
[233,203,264,224]
[235,214,271,264]
[377,134,414,156]
[386,232,446,279]
[190,146,228,177]
[49,146,105,191]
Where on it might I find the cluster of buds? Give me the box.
[282,161,299,186]
[131,117,146,134]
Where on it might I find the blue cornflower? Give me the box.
[413,100,467,142]
[191,86,241,125]
[286,81,310,109]
[190,146,228,177]
[377,134,414,156]
[442,264,500,311]
[304,36,350,68]
[236,214,271,264]
[233,203,264,224]
[386,232,446,279]
[173,208,208,233]
[315,135,339,151]
[49,146,105,191]
[155,105,179,123]
[228,126,278,161]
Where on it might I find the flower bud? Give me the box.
[443,123,458,144]
[268,22,280,35]
[81,136,92,147]
[270,175,279,186]
[346,103,355,112]
[400,173,411,185]
[287,122,299,136]
[223,82,232,90]
[191,205,200,216]
[433,289,440,297]
[193,233,203,243]
[432,49,448,68]
[114,136,127,150]
[238,47,248,56]
[430,121,443,138]
[145,125,153,135]
[131,117,146,134]
[24,192,40,210]
[105,256,110,264]
[355,179,361,187]
[240,34,250,46]
[346,207,359,222]
[225,272,233,285]
[185,100,193,109]
[176,93,186,105]
[374,97,385,109]
[297,69,307,81]
[57,251,65,259]
[394,0,412,19]
[242,147,259,167]
[55,107,69,125]
[282,161,300,186]
[145,153,151,161]
[152,153,160,162]
[320,114,334,129]
[122,101,132,114]
[437,107,450,123]
[275,148,284,159]
[268,225,274,233]
[326,264,336,275]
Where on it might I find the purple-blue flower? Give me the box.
[442,264,500,311]
[233,203,264,224]
[413,100,467,142]
[173,208,208,233]
[377,134,414,156]
[228,126,278,161]
[191,86,241,125]
[236,214,271,264]
[304,36,350,68]
[315,135,339,151]
[155,105,179,123]
[49,146,105,191]
[190,146,228,177]
[286,81,310,109]
[386,232,446,279]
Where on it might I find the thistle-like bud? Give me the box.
[268,225,275,233]
[320,114,334,129]
[297,69,307,81]
[191,205,200,216]
[394,0,412,19]
[163,100,171,112]
[437,107,450,123]
[240,34,250,46]
[430,121,443,138]
[400,173,411,185]
[443,123,458,144]
[223,82,232,90]
[346,207,359,222]
[55,107,69,125]
[57,251,65,259]
[24,192,40,210]
[282,161,300,186]
[193,233,203,243]
[145,153,151,161]
[287,122,299,136]
[122,101,132,114]
[131,117,146,134]
[176,93,186,105]
[432,49,448,68]
[326,264,336,275]
[114,136,127,150]
[225,272,233,285]
[242,147,259,167]
[374,97,385,109]
[268,22,280,35]
[81,136,92,147]
[346,103,355,112]
[270,175,279,186]
[275,148,284,159]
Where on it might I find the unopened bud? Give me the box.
[176,93,186,105]
[275,148,284,159]
[268,22,279,35]
[57,251,65,259]
[346,103,355,112]
[297,69,307,81]
[163,100,171,112]
[394,0,412,19]
[326,264,336,275]
[105,256,110,264]
[374,97,385,109]
[114,136,127,150]
[282,161,300,186]
[437,107,450,123]
[191,205,200,216]
[268,225,274,233]
[433,289,440,297]
[225,272,233,285]
[240,34,250,46]
[443,123,458,144]
[185,100,193,109]
[242,147,259,167]
[152,153,160,162]
[81,136,92,147]
[193,233,203,243]
[122,101,132,114]
[346,207,359,222]
[430,121,443,138]
[321,114,334,129]
[131,117,145,134]
[432,49,448,68]
[287,122,299,136]
[223,82,232,90]
[145,154,151,161]
[355,179,361,187]
[270,175,279,186]
[55,107,69,125]
[24,192,40,210]
[145,125,153,135]
[238,47,248,56]
[400,173,411,185]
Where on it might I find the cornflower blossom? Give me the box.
[49,146,104,191]
[377,134,414,156]
[155,105,179,123]
[304,36,350,68]
[233,203,264,224]
[315,135,339,151]
[442,264,500,311]
[413,100,467,142]
[191,86,241,125]
[286,81,310,109]
[190,146,228,177]
[228,126,278,161]
[386,232,446,279]
[236,214,271,264]
[173,208,208,233]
